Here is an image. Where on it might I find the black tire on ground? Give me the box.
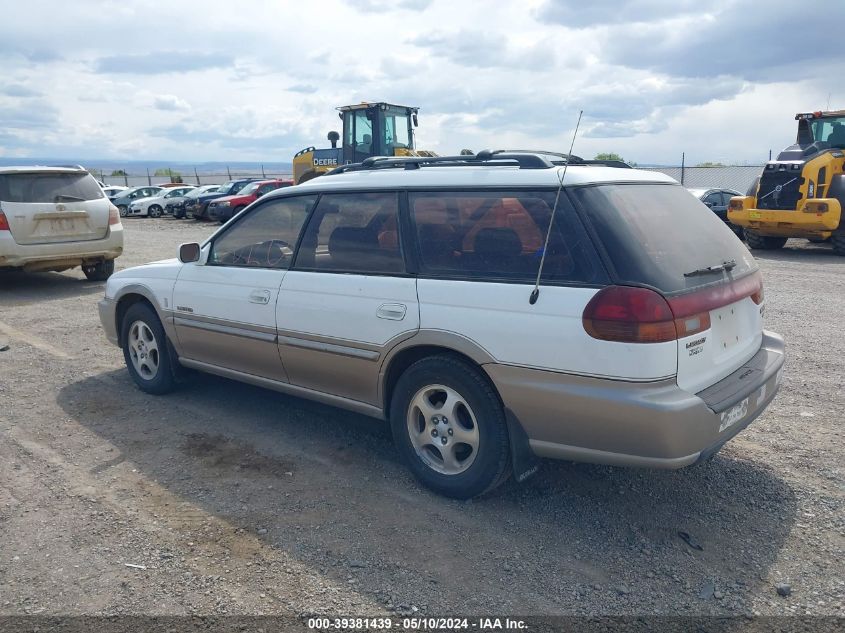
[832,232,845,256]
[227,205,245,222]
[118,205,128,217]
[389,355,510,499]
[745,232,787,250]
[83,258,114,281]
[148,204,163,218]
[807,237,830,243]
[120,302,177,395]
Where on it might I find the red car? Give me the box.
[206,179,292,222]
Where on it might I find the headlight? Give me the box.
[220,201,231,207]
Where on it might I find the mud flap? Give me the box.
[505,408,540,483]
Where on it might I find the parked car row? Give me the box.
[101,178,293,223]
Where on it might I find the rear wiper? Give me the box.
[684,259,737,277]
[54,194,85,202]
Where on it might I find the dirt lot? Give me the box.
[0,218,843,620]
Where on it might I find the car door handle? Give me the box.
[377,303,407,320]
[248,289,271,305]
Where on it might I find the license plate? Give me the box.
[48,218,79,233]
[719,397,749,432]
[749,211,762,219]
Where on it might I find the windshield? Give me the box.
[187,186,213,198]
[811,116,845,147]
[239,183,260,195]
[572,183,757,294]
[0,172,104,203]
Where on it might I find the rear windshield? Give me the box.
[0,172,104,203]
[571,183,757,293]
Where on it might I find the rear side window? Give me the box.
[408,190,606,285]
[572,183,757,293]
[0,172,104,203]
[293,192,404,274]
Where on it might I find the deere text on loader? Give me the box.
[292,102,435,185]
[728,110,845,254]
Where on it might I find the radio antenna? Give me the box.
[529,109,582,305]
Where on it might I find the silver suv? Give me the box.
[98,152,784,498]
[0,166,123,280]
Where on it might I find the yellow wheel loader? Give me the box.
[729,110,845,254]
[292,102,436,185]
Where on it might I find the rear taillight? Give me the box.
[0,211,9,231]
[583,271,763,343]
[583,286,678,343]
[108,204,121,225]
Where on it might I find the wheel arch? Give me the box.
[113,284,174,346]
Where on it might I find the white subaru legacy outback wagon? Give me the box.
[0,166,123,280]
[98,152,784,498]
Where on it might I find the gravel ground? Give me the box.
[0,218,843,619]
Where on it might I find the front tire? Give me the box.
[83,258,114,281]
[118,205,128,217]
[121,303,177,395]
[745,232,787,250]
[390,355,510,499]
[148,204,163,218]
[832,232,845,256]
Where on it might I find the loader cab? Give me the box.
[339,102,417,164]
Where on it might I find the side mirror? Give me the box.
[178,242,200,263]
[704,201,713,208]
[412,113,418,127]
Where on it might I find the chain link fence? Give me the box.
[642,165,763,194]
[93,167,293,188]
[90,163,765,195]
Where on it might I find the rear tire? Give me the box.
[120,302,177,395]
[118,205,128,217]
[745,232,787,250]
[148,204,163,218]
[389,355,510,499]
[83,259,114,281]
[832,232,845,256]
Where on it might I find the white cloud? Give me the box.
[0,0,841,164]
[153,95,191,112]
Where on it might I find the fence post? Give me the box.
[194,167,200,185]
[146,168,151,186]
[124,171,129,187]
[680,152,685,185]
[261,164,266,178]
[227,165,232,179]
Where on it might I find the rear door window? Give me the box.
[0,172,104,203]
[408,190,607,285]
[571,183,757,293]
[293,192,404,274]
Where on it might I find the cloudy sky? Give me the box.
[1,0,843,165]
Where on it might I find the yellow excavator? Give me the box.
[729,109,845,255]
[292,102,436,185]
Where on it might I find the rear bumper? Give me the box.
[485,331,785,469]
[729,197,842,236]
[0,228,123,270]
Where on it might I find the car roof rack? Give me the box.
[326,149,631,176]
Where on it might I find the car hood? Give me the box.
[211,194,253,205]
[196,191,230,202]
[111,258,181,281]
